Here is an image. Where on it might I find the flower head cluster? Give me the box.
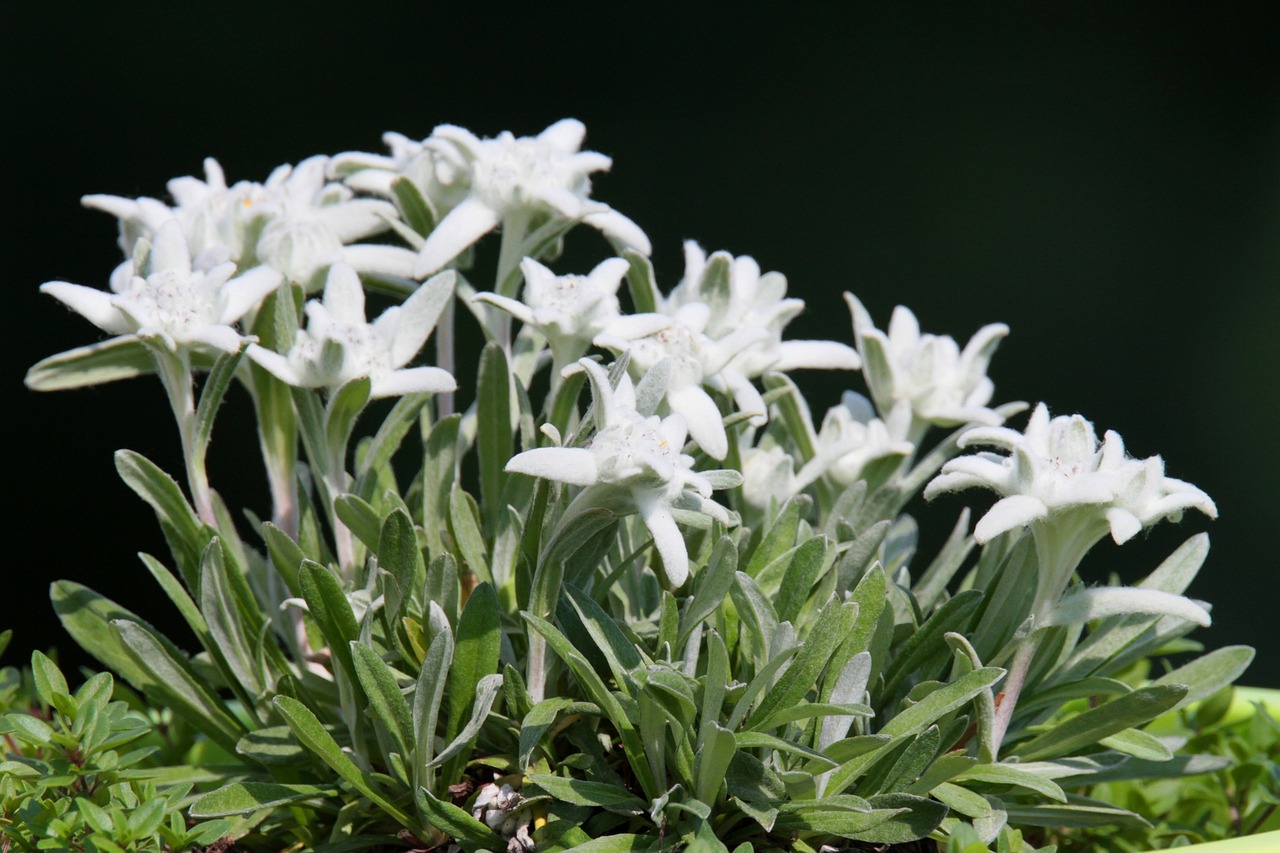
[247,263,456,398]
[926,403,1217,546]
[412,119,651,276]
[474,256,628,367]
[41,220,280,354]
[505,359,738,587]
[472,783,534,853]
[845,293,1008,430]
[85,156,413,289]
[596,245,860,460]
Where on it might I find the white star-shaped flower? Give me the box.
[795,394,916,491]
[84,156,416,290]
[330,131,470,222]
[412,119,651,277]
[669,242,861,378]
[246,263,456,399]
[845,293,1008,429]
[504,359,738,588]
[41,219,281,353]
[595,303,768,461]
[473,256,628,367]
[925,403,1217,545]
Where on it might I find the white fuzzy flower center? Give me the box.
[591,412,679,485]
[118,270,223,337]
[471,136,583,211]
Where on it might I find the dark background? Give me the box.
[6,5,1278,684]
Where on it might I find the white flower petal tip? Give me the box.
[973,495,1049,544]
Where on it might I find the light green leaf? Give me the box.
[334,494,382,552]
[299,560,359,685]
[30,650,68,708]
[623,249,660,314]
[324,376,372,455]
[50,581,154,690]
[774,536,828,625]
[697,721,737,805]
[1098,727,1173,761]
[1153,645,1255,711]
[114,450,209,585]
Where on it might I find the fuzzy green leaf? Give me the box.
[189,782,340,817]
[529,774,646,814]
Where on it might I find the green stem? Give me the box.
[493,209,532,350]
[154,348,218,528]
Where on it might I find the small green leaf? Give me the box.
[30,651,68,708]
[745,597,857,731]
[391,175,437,236]
[774,537,828,625]
[114,450,209,584]
[50,581,154,690]
[324,376,372,455]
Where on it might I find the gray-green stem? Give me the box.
[154,348,218,528]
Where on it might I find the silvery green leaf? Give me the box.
[431,673,502,770]
[446,583,502,746]
[1002,794,1150,829]
[954,763,1066,802]
[113,619,245,754]
[51,582,155,691]
[881,589,984,700]
[745,598,857,731]
[415,786,504,853]
[913,509,975,611]
[729,572,779,669]
[350,642,414,763]
[422,413,461,556]
[200,540,266,702]
[448,485,491,585]
[25,336,155,390]
[761,373,817,462]
[413,612,453,792]
[1152,645,1255,711]
[680,537,736,647]
[633,356,672,417]
[623,249,660,315]
[274,696,414,827]
[1137,532,1210,594]
[1098,727,1173,761]
[774,537,829,625]
[528,774,646,815]
[115,449,210,586]
[299,560,359,686]
[324,376,372,453]
[1045,586,1211,629]
[1015,684,1187,761]
[477,342,512,530]
[189,782,340,817]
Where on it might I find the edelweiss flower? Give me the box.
[330,131,470,220]
[246,263,456,398]
[473,256,628,367]
[925,403,1217,546]
[795,395,916,491]
[413,119,651,276]
[668,242,861,378]
[595,303,769,461]
[85,156,415,289]
[505,359,737,587]
[41,220,280,353]
[845,293,1008,430]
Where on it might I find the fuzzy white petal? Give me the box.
[505,446,599,486]
[41,282,131,334]
[974,494,1049,544]
[370,367,457,398]
[414,197,501,277]
[638,498,689,588]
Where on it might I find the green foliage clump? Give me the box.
[0,634,233,851]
